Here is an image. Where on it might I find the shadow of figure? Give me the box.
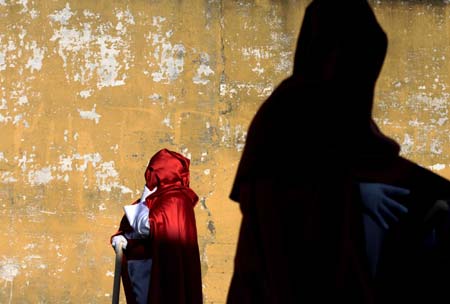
[226,0,450,303]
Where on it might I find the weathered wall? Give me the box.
[0,0,449,303]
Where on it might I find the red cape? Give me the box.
[112,149,203,304]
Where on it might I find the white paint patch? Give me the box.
[49,3,75,25]
[78,104,101,124]
[49,6,133,90]
[430,138,443,155]
[200,151,208,162]
[0,98,6,110]
[14,150,132,192]
[110,144,119,153]
[23,243,36,250]
[59,155,73,172]
[17,0,29,13]
[29,9,39,19]
[203,169,210,175]
[149,93,161,101]
[79,89,92,99]
[25,41,45,73]
[241,47,272,60]
[145,17,185,83]
[162,115,172,128]
[152,16,166,28]
[275,51,293,73]
[151,43,185,82]
[408,119,422,127]
[436,117,447,126]
[221,82,272,98]
[13,114,23,125]
[98,203,106,211]
[0,0,6,6]
[413,93,449,113]
[180,148,192,161]
[115,8,135,27]
[1,172,17,183]
[73,153,101,171]
[28,167,54,185]
[115,21,124,32]
[218,117,247,151]
[38,264,47,269]
[0,114,11,124]
[234,125,247,152]
[0,260,20,282]
[429,164,446,171]
[0,47,6,71]
[193,64,214,84]
[193,53,214,85]
[23,255,41,262]
[251,63,264,76]
[219,83,236,97]
[401,134,414,154]
[0,152,8,162]
[40,210,56,215]
[96,35,126,88]
[83,10,98,18]
[17,95,28,106]
[95,161,132,193]
[15,151,35,172]
[106,271,114,277]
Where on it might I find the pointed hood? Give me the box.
[291,0,390,127]
[229,0,400,201]
[291,0,398,149]
[293,0,387,86]
[144,149,197,205]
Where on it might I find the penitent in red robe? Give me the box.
[112,148,203,304]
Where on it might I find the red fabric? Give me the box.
[111,149,203,304]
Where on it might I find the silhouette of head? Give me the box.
[293,0,387,86]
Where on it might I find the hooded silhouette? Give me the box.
[227,1,450,303]
[111,149,203,304]
[229,1,400,196]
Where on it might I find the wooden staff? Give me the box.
[112,241,124,304]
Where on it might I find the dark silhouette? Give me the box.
[227,0,450,303]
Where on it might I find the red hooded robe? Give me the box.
[112,148,203,304]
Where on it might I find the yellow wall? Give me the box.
[0,0,449,303]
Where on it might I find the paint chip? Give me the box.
[0,261,20,282]
[78,104,101,124]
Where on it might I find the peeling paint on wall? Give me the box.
[78,104,101,123]
[1,0,450,303]
[49,3,134,90]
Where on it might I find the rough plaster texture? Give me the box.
[0,0,449,303]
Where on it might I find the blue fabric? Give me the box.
[363,213,386,278]
[127,259,152,304]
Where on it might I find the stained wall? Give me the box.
[0,1,449,303]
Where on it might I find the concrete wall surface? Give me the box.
[0,0,449,303]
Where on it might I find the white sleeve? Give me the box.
[123,185,157,237]
[134,203,150,235]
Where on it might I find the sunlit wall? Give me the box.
[0,0,449,303]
